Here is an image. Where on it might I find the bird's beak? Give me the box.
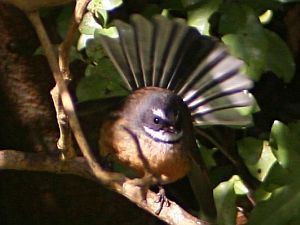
[164,125,177,134]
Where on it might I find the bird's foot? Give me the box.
[155,186,170,215]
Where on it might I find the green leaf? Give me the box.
[238,138,276,181]
[87,1,108,25]
[264,29,295,82]
[88,0,123,11]
[85,38,106,64]
[263,162,293,191]
[76,58,128,101]
[254,187,272,202]
[222,33,267,81]
[78,12,102,35]
[214,175,238,225]
[77,34,94,51]
[219,3,295,82]
[262,122,300,190]
[238,137,264,165]
[248,182,300,225]
[220,4,269,80]
[233,178,250,195]
[94,26,118,38]
[270,121,300,175]
[196,141,216,168]
[218,3,261,35]
[86,0,123,26]
[187,0,222,35]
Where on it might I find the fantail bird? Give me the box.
[78,14,254,221]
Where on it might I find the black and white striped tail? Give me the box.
[99,14,254,126]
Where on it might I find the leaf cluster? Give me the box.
[54,0,299,224]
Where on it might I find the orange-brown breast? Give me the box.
[99,118,191,184]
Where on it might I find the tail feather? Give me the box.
[98,35,137,90]
[165,28,206,90]
[186,75,253,110]
[168,35,216,92]
[176,46,229,96]
[130,15,154,86]
[193,107,253,125]
[115,20,144,88]
[99,14,254,126]
[151,16,175,86]
[157,18,189,88]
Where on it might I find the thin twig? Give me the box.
[58,14,78,80]
[50,85,75,159]
[75,0,91,23]
[26,11,122,184]
[54,13,80,159]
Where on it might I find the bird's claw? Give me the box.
[154,187,170,214]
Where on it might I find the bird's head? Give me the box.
[123,87,191,143]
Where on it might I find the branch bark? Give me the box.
[0,149,93,179]
[0,149,210,225]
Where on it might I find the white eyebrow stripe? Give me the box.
[152,108,167,120]
[143,126,183,143]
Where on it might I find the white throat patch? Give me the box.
[143,126,183,143]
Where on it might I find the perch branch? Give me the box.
[0,1,216,223]
[24,10,209,225]
[0,150,210,225]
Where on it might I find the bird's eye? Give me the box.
[153,117,160,124]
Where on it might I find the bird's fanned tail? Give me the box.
[98,14,253,126]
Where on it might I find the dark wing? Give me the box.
[98,14,253,126]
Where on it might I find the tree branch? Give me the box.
[0,149,210,225]
[0,3,213,224]
[55,12,80,159]
[25,10,123,184]
[0,150,93,179]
